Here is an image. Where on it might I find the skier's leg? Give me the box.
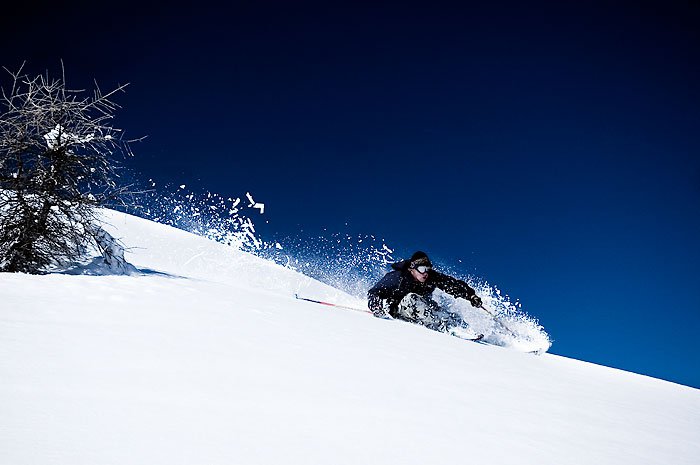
[398,294,482,338]
[442,309,467,330]
[397,293,442,328]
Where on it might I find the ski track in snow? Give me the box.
[1,209,699,465]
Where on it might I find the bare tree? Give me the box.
[0,63,135,273]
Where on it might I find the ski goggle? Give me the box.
[412,265,431,274]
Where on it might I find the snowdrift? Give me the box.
[1,210,699,465]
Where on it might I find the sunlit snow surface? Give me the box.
[2,210,699,465]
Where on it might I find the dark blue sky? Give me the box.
[4,2,699,387]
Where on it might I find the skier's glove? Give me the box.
[469,295,483,308]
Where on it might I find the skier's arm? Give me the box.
[367,271,401,315]
[433,272,481,307]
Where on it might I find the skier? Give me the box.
[367,251,482,333]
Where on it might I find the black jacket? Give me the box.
[367,260,477,317]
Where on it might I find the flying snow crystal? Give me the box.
[130,185,273,252]
[261,232,397,298]
[246,192,265,214]
[432,266,552,352]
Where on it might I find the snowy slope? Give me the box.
[1,210,699,465]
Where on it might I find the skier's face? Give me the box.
[410,266,429,283]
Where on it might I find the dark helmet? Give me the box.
[409,251,432,268]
